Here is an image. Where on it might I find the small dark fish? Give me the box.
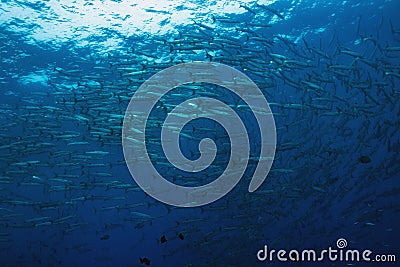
[100,234,110,240]
[160,235,167,243]
[140,257,150,265]
[258,4,285,20]
[134,222,145,229]
[239,4,257,15]
[359,156,371,164]
[100,235,110,240]
[178,233,184,240]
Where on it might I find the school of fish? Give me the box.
[0,1,399,266]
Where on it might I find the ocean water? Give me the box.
[0,0,399,266]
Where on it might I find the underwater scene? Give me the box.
[0,0,399,266]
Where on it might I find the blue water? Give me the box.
[0,0,399,266]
